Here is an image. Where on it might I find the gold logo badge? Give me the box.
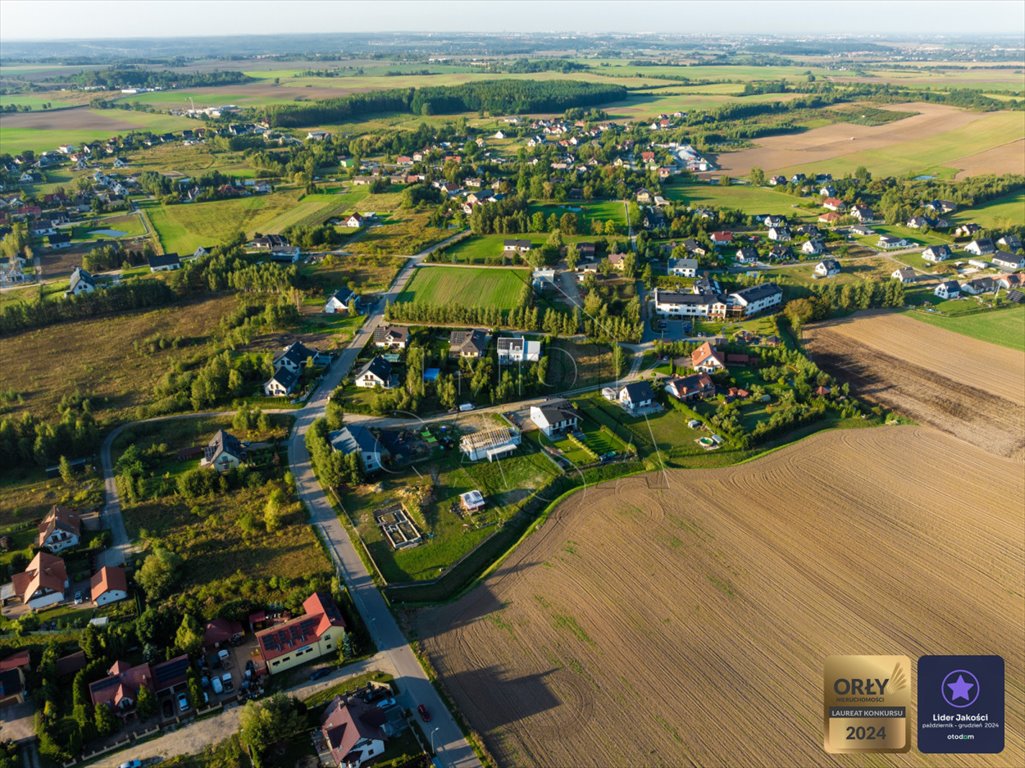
[824,655,911,753]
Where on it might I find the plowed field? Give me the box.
[418,428,1024,768]
[804,311,1025,460]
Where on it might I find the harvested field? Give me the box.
[713,103,1024,178]
[803,311,1025,460]
[418,427,1025,768]
[953,137,1025,179]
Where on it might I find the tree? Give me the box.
[136,683,157,720]
[264,486,287,533]
[175,613,204,655]
[239,694,306,768]
[94,703,119,737]
[136,548,182,601]
[58,455,75,486]
[749,167,766,186]
[188,669,204,711]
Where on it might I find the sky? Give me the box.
[0,0,1022,40]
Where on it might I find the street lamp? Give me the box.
[431,727,440,754]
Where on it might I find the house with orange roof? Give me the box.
[38,505,81,553]
[89,660,153,713]
[256,592,347,675]
[91,565,128,606]
[9,551,68,610]
[691,342,726,373]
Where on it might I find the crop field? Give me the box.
[397,266,528,310]
[418,427,1024,768]
[713,103,1025,180]
[907,304,1025,352]
[0,294,238,421]
[0,107,195,154]
[952,190,1025,230]
[604,88,805,121]
[804,310,1025,459]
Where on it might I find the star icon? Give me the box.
[947,674,975,701]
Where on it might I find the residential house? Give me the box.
[691,342,725,373]
[992,251,1025,271]
[849,224,874,237]
[37,506,81,553]
[324,289,358,315]
[90,566,128,607]
[148,252,181,272]
[763,215,787,228]
[10,552,68,610]
[926,200,957,214]
[531,267,556,291]
[849,205,874,222]
[345,213,365,229]
[636,188,653,204]
[89,660,153,713]
[891,267,916,284]
[320,695,387,768]
[372,325,408,350]
[503,239,532,255]
[529,400,580,437]
[997,234,1022,251]
[802,239,825,257]
[822,197,845,212]
[922,244,952,263]
[710,231,733,247]
[768,244,793,262]
[669,257,698,277]
[203,618,245,650]
[274,341,328,374]
[47,232,71,249]
[264,367,300,398]
[997,273,1022,290]
[818,211,842,225]
[664,373,715,402]
[734,246,758,264]
[459,426,521,462]
[815,258,840,277]
[960,277,996,295]
[448,329,490,359]
[66,266,96,297]
[617,381,655,413]
[934,281,961,300]
[497,336,542,363]
[330,425,385,473]
[653,289,721,318]
[201,429,246,473]
[954,223,981,238]
[728,283,783,317]
[354,357,394,389]
[607,252,628,271]
[878,235,911,250]
[257,592,347,675]
[965,238,995,256]
[767,226,791,242]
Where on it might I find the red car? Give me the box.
[417,704,431,722]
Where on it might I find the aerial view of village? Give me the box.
[0,1,1022,767]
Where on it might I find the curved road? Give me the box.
[98,231,481,768]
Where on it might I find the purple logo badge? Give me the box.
[941,669,980,708]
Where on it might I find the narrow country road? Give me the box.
[96,230,482,768]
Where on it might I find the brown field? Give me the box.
[418,427,1024,768]
[953,138,1025,179]
[712,102,1004,176]
[0,294,238,421]
[804,311,1025,460]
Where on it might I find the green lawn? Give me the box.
[529,200,627,228]
[437,234,543,265]
[143,191,307,253]
[906,304,1025,351]
[665,182,814,218]
[397,266,528,310]
[952,191,1025,230]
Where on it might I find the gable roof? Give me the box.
[68,266,95,292]
[372,325,408,345]
[692,341,725,369]
[148,252,181,269]
[322,696,385,764]
[90,566,127,601]
[330,425,380,457]
[89,661,152,708]
[357,356,392,383]
[38,505,81,547]
[12,551,66,602]
[205,429,245,463]
[256,591,345,662]
[621,381,654,403]
[448,328,490,356]
[267,366,300,393]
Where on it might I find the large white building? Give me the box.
[652,283,783,319]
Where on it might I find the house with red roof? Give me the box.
[38,505,81,553]
[89,660,153,713]
[691,342,726,373]
[320,695,387,767]
[91,565,128,606]
[9,551,68,610]
[256,592,347,675]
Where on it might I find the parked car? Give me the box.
[119,761,142,768]
[73,590,84,605]
[211,676,224,695]
[176,692,189,712]
[417,704,431,722]
[201,675,210,689]
[375,696,396,709]
[309,667,331,681]
[217,649,231,668]
[221,672,233,691]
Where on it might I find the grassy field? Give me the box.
[907,304,1025,351]
[0,108,196,154]
[397,266,528,310]
[0,294,238,421]
[953,191,1025,230]
[665,181,812,218]
[143,191,313,253]
[529,200,627,228]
